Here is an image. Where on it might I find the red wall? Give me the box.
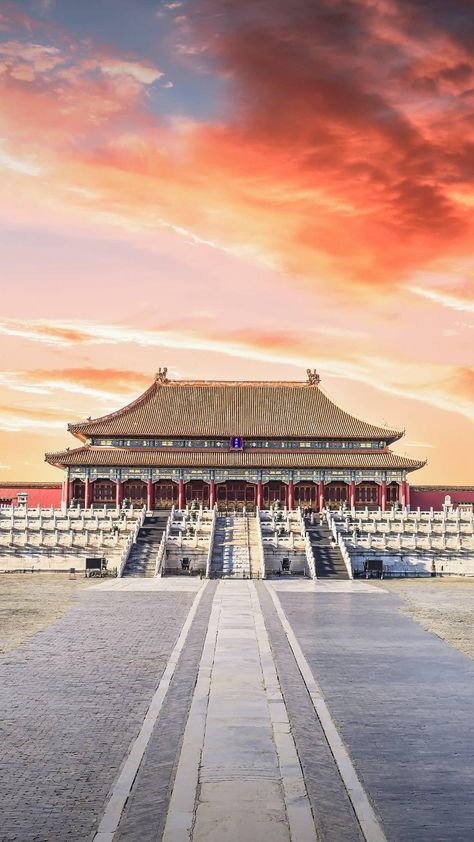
[0,484,63,507]
[1,482,473,511]
[411,487,474,511]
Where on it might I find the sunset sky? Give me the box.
[0,0,473,484]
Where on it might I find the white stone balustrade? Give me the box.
[325,506,474,576]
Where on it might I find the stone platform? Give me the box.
[0,579,473,841]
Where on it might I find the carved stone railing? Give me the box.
[154,506,174,577]
[205,505,218,579]
[255,507,266,579]
[337,532,354,579]
[117,506,146,577]
[304,533,317,580]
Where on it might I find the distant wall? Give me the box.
[0,483,63,508]
[411,487,474,511]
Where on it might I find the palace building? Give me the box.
[45,369,425,511]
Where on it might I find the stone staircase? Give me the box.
[305,519,349,579]
[122,512,170,577]
[210,515,251,578]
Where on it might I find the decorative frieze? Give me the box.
[151,468,181,482]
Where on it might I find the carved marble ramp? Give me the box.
[163,580,317,842]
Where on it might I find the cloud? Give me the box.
[0,404,66,432]
[408,285,474,313]
[2,2,474,295]
[0,318,472,422]
[0,368,152,404]
[0,143,42,176]
[99,60,163,85]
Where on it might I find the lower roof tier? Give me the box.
[45,447,424,472]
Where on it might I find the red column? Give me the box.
[115,479,124,508]
[349,481,356,509]
[178,479,185,510]
[288,480,295,511]
[209,479,215,509]
[84,477,91,509]
[65,479,73,507]
[406,482,410,509]
[401,480,407,508]
[147,479,154,511]
[257,480,263,509]
[318,480,325,512]
[381,480,387,512]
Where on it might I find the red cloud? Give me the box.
[2,1,474,295]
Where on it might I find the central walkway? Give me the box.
[2,578,473,841]
[163,581,316,841]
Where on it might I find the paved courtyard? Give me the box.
[0,577,473,841]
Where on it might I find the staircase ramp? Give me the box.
[210,515,251,579]
[305,519,349,579]
[122,511,170,577]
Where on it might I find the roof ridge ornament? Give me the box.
[306,369,321,386]
[156,367,169,384]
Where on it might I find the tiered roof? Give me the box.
[45,373,425,474]
[67,376,402,441]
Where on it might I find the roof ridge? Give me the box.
[153,380,315,386]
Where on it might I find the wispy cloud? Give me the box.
[0,405,66,432]
[0,142,42,176]
[0,368,151,404]
[408,285,474,313]
[0,318,472,422]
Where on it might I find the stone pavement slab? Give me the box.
[0,590,195,842]
[163,580,317,842]
[257,583,365,842]
[91,577,203,592]
[278,589,474,842]
[112,582,217,842]
[270,579,386,594]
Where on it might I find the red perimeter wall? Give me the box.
[411,487,474,510]
[0,483,62,507]
[1,482,473,511]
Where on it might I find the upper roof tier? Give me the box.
[68,374,402,442]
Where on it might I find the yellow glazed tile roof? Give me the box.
[68,378,402,441]
[45,446,424,471]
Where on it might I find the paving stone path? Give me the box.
[278,584,474,842]
[1,578,474,842]
[0,589,195,842]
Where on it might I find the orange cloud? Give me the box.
[408,285,474,313]
[0,404,66,432]
[2,2,474,296]
[0,319,472,423]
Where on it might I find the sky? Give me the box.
[0,0,473,484]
